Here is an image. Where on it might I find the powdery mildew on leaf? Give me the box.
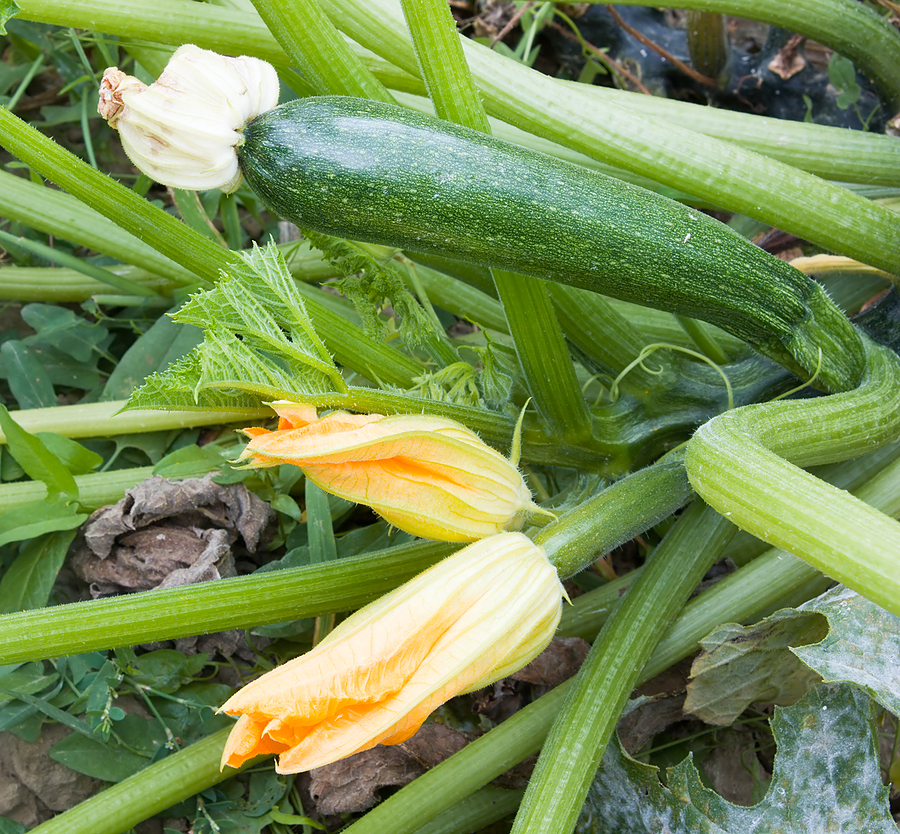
[682,585,900,727]
[683,611,827,725]
[793,585,900,716]
[577,683,894,833]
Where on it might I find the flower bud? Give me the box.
[237,402,540,542]
[220,532,564,773]
[98,44,279,192]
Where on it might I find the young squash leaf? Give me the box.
[302,228,437,347]
[126,244,344,412]
[578,683,894,833]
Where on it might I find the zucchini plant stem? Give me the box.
[0,107,234,286]
[0,401,269,445]
[400,0,594,444]
[247,0,394,102]
[0,265,176,303]
[26,728,245,834]
[0,168,195,286]
[0,229,159,297]
[686,338,900,616]
[512,500,737,834]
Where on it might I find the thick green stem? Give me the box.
[399,0,488,133]
[0,540,455,664]
[248,0,393,101]
[492,270,594,442]
[548,283,668,395]
[0,107,235,285]
[537,457,692,577]
[512,501,735,834]
[399,0,591,441]
[686,338,900,615]
[0,168,194,286]
[28,728,241,834]
[257,445,900,834]
[0,402,268,444]
[0,265,175,303]
[0,464,210,511]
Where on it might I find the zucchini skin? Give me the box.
[238,97,862,388]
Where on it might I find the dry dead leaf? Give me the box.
[767,34,807,80]
[72,475,273,596]
[308,746,424,815]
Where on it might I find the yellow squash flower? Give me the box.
[220,532,564,773]
[237,402,539,542]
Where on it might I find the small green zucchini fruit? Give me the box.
[238,96,865,392]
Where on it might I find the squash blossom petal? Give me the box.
[220,532,563,773]
[98,44,279,192]
[236,402,540,542]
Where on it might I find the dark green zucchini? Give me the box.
[237,96,864,392]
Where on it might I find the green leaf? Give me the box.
[0,663,58,705]
[20,303,109,363]
[791,586,900,716]
[34,432,103,476]
[83,659,124,740]
[20,344,101,390]
[0,497,86,548]
[101,312,203,401]
[578,684,894,832]
[0,817,28,834]
[0,405,78,497]
[127,243,345,412]
[49,721,158,782]
[0,0,20,36]
[152,443,231,479]
[305,479,337,564]
[0,340,56,409]
[0,528,79,613]
[120,648,210,694]
[171,188,227,246]
[828,54,861,110]
[49,715,166,782]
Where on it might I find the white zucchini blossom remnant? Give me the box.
[98,45,279,193]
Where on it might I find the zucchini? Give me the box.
[238,96,864,392]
